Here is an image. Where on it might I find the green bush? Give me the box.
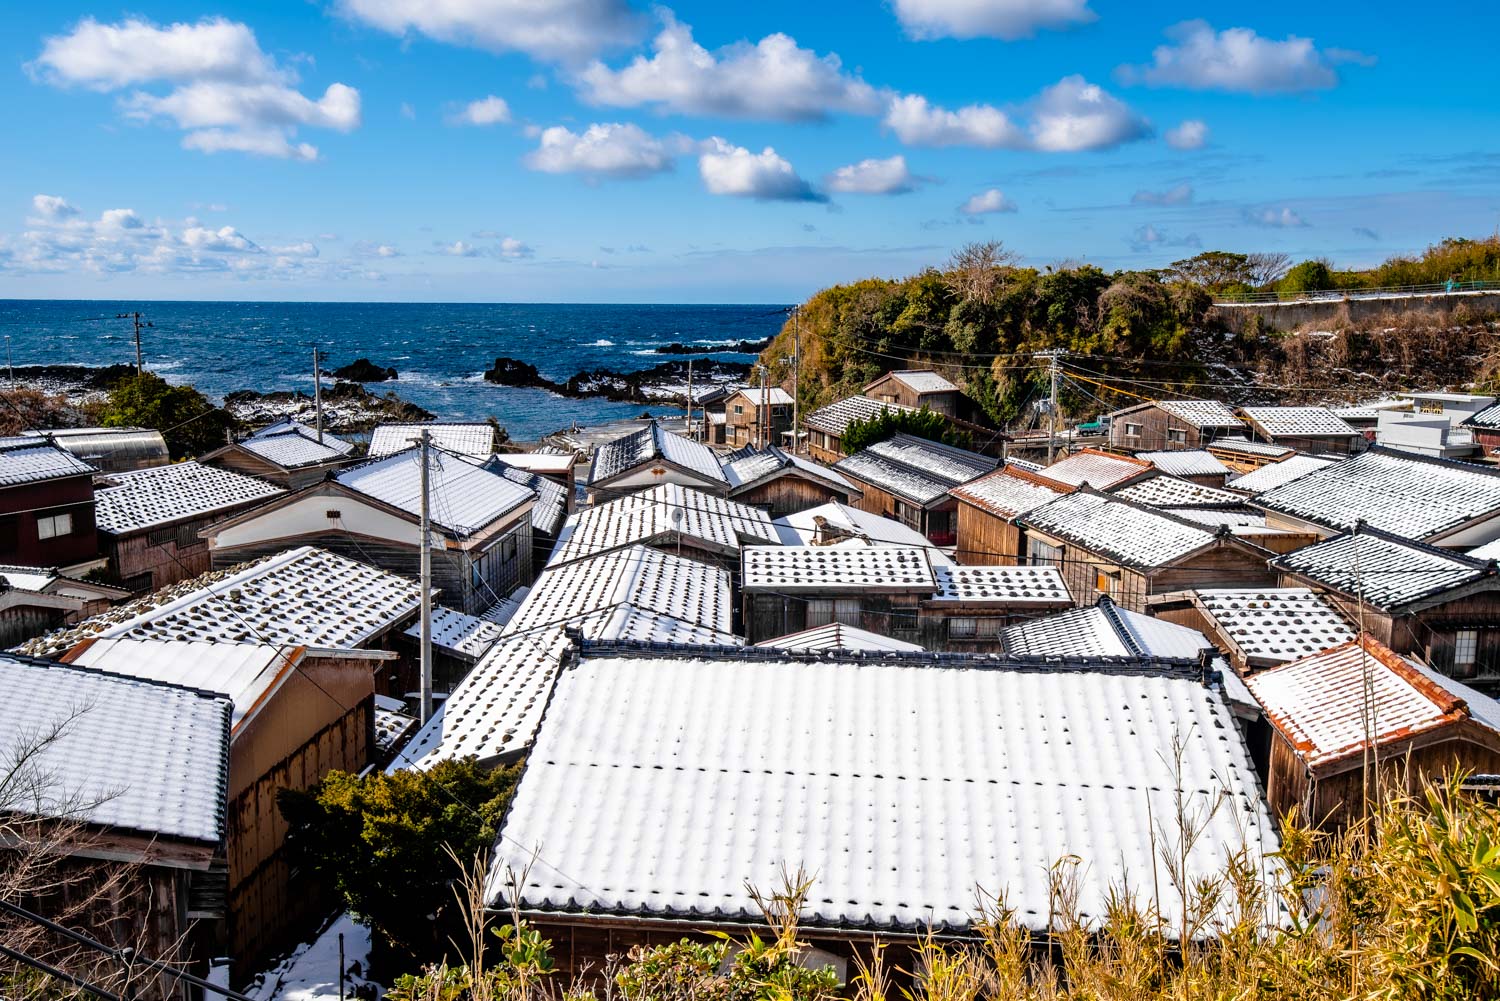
[89,371,235,458]
[841,405,972,454]
[1280,260,1335,296]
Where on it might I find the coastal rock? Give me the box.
[481,354,749,405]
[483,357,556,390]
[653,337,771,355]
[331,358,398,382]
[225,381,433,432]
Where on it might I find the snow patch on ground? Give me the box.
[249,913,380,1001]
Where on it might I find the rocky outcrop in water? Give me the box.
[330,358,398,382]
[481,355,750,404]
[224,381,433,432]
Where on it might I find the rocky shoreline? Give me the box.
[482,355,750,403]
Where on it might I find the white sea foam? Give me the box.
[586,339,615,347]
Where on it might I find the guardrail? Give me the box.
[1213,279,1500,305]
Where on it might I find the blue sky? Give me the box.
[1,0,1497,303]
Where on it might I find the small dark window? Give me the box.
[326,509,342,520]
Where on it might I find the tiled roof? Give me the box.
[1155,400,1245,429]
[1112,475,1247,509]
[1207,438,1295,459]
[1462,401,1500,430]
[487,458,568,536]
[478,588,528,628]
[880,369,959,394]
[743,545,936,593]
[0,654,229,843]
[1166,508,1271,529]
[403,605,505,660]
[1246,637,1487,769]
[589,422,726,487]
[495,451,576,475]
[1036,449,1152,490]
[866,434,997,484]
[488,646,1275,931]
[721,444,855,494]
[1001,600,1213,660]
[1272,527,1493,609]
[1254,447,1500,539]
[335,447,533,535]
[0,565,64,591]
[1240,407,1360,438]
[833,452,954,506]
[19,546,421,658]
[0,440,96,486]
[928,565,1071,605]
[732,387,794,406]
[369,423,495,459]
[94,461,284,534]
[949,466,1068,521]
[551,483,778,564]
[1226,455,1337,494]
[754,622,925,653]
[771,502,956,564]
[1022,491,1219,570]
[802,395,915,437]
[240,421,353,468]
[1134,449,1231,479]
[1187,588,1355,667]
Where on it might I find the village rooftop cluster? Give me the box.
[4,371,1500,986]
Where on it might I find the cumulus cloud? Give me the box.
[698,139,824,202]
[32,17,359,159]
[824,156,924,195]
[1244,206,1308,228]
[1164,119,1208,149]
[892,0,1095,40]
[524,123,676,178]
[438,236,533,258]
[32,195,79,220]
[450,95,511,126]
[337,0,641,63]
[885,76,1148,151]
[577,12,880,121]
[1131,183,1194,206]
[959,189,1017,215]
[1127,223,1201,252]
[1120,20,1366,94]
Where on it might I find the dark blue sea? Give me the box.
[0,300,787,440]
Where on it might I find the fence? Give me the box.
[1214,279,1500,305]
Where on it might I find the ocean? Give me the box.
[0,300,787,440]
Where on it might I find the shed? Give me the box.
[200,419,355,489]
[23,426,170,473]
[1108,400,1245,451]
[1237,407,1366,455]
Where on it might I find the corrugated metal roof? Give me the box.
[1037,449,1152,490]
[551,483,778,564]
[1225,455,1337,494]
[589,422,726,486]
[336,447,533,535]
[94,461,284,534]
[1241,407,1361,438]
[369,423,495,459]
[755,622,925,653]
[743,545,936,593]
[1188,588,1355,666]
[0,654,229,843]
[0,440,97,486]
[1112,475,1247,509]
[403,606,505,660]
[488,647,1275,932]
[802,395,916,437]
[732,387,794,406]
[1135,450,1231,479]
[1272,527,1492,609]
[1022,492,1218,570]
[929,565,1071,605]
[949,466,1068,521]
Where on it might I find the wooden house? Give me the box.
[1272,525,1500,689]
[723,387,793,449]
[203,447,536,615]
[1205,437,1297,474]
[1107,400,1245,452]
[864,369,963,416]
[586,421,728,502]
[1017,489,1278,613]
[802,394,1005,464]
[720,444,860,516]
[693,386,733,445]
[1149,587,1356,676]
[0,438,103,575]
[201,419,356,489]
[1462,401,1500,458]
[0,565,127,648]
[1001,595,1219,664]
[1034,447,1155,491]
[950,465,1070,565]
[93,460,284,592]
[741,545,936,644]
[1237,407,1366,455]
[918,564,1074,650]
[1132,449,1232,487]
[550,482,780,571]
[833,433,997,545]
[1246,636,1500,829]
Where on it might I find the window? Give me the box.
[890,608,918,635]
[502,536,517,562]
[1454,629,1479,672]
[1095,568,1120,596]
[948,617,977,638]
[807,598,861,628]
[1124,423,1142,438]
[37,512,73,540]
[1167,428,1187,445]
[1028,538,1061,568]
[733,405,744,415]
[771,406,786,418]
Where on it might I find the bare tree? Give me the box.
[1246,252,1293,287]
[944,241,1019,305]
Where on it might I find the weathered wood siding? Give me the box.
[954,503,1023,566]
[1041,535,1275,613]
[730,474,850,518]
[1109,405,1218,452]
[110,505,271,591]
[743,592,923,645]
[205,448,347,490]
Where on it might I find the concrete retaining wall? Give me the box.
[1211,289,1500,332]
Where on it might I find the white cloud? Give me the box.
[1244,206,1308,228]
[439,236,533,258]
[883,94,1025,148]
[400,102,416,120]
[825,156,923,195]
[698,138,823,201]
[33,17,359,160]
[892,0,1095,40]
[959,189,1017,215]
[1164,119,1208,149]
[499,237,532,259]
[1131,183,1193,205]
[451,95,511,126]
[886,76,1148,151]
[524,123,675,178]
[32,195,78,220]
[272,241,319,257]
[337,0,641,63]
[1127,223,1201,252]
[577,12,880,121]
[1121,21,1360,94]
[182,225,259,252]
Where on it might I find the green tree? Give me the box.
[92,372,235,459]
[841,405,972,454]
[1280,259,1335,295]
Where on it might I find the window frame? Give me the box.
[38,512,74,541]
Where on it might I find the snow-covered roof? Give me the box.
[866,434,997,483]
[63,638,302,731]
[1153,400,1244,429]
[1462,401,1500,430]
[1022,491,1220,570]
[19,546,421,658]
[94,461,284,534]
[1207,438,1295,459]
[949,466,1068,521]
[720,444,856,494]
[403,605,505,660]
[335,447,533,536]
[770,502,955,564]
[1240,407,1361,438]
[589,422,726,487]
[742,545,936,593]
[369,423,495,459]
[928,564,1071,605]
[0,565,64,592]
[495,451,577,475]
[1225,455,1338,494]
[1246,638,1495,770]
[487,458,568,536]
[0,439,96,486]
[1134,450,1231,479]
[239,421,353,469]
[731,387,793,406]
[1254,447,1500,539]
[488,645,1275,932]
[802,395,916,437]
[1166,508,1275,531]
[754,622,925,653]
[1111,475,1248,509]
[1272,527,1493,610]
[0,654,229,843]
[478,587,528,628]
[1001,599,1213,660]
[872,369,959,394]
[832,452,953,506]
[1037,449,1152,490]
[1183,588,1355,667]
[551,483,778,564]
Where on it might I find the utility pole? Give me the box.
[1038,350,1065,464]
[312,347,325,443]
[685,359,694,441]
[758,364,769,448]
[792,306,801,454]
[417,430,434,724]
[116,311,150,375]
